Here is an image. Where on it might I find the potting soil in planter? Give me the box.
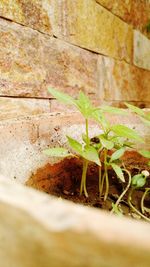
[26,151,150,221]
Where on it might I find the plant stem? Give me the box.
[111,168,131,214]
[104,149,109,201]
[128,188,150,222]
[99,166,102,195]
[141,188,150,214]
[80,159,88,197]
[100,149,109,201]
[85,118,89,146]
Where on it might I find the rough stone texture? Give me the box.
[134,30,150,71]
[96,0,150,39]
[51,0,133,63]
[1,176,150,267]
[0,112,149,183]
[0,97,50,120]
[98,55,150,102]
[0,0,53,34]
[0,18,98,98]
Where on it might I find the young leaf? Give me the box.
[99,135,114,150]
[110,163,125,182]
[125,103,145,117]
[48,87,75,106]
[131,174,146,188]
[75,91,98,119]
[139,150,150,159]
[43,147,72,158]
[92,109,110,131]
[101,106,128,115]
[67,136,83,155]
[110,147,125,162]
[82,146,101,166]
[111,124,143,142]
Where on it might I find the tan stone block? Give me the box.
[96,0,150,39]
[0,0,52,34]
[0,18,98,98]
[0,97,51,120]
[134,30,150,71]
[98,55,150,101]
[52,0,133,63]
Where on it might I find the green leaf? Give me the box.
[101,106,128,115]
[125,103,145,117]
[132,174,146,188]
[82,146,101,166]
[75,91,97,119]
[110,147,125,162]
[48,87,75,106]
[139,150,150,159]
[110,163,125,182]
[92,109,110,131]
[43,147,72,158]
[99,135,114,150]
[111,124,143,142]
[67,136,83,155]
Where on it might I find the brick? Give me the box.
[0,0,52,34]
[96,0,150,39]
[134,30,150,71]
[51,0,133,63]
[98,55,150,102]
[0,97,50,120]
[0,18,98,98]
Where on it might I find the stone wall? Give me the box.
[0,0,150,115]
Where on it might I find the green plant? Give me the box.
[44,88,143,203]
[128,170,150,222]
[91,107,142,201]
[125,103,150,165]
[44,88,101,197]
[42,88,150,223]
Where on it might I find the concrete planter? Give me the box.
[0,112,150,267]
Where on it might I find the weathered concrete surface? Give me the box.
[51,0,133,63]
[0,18,98,98]
[0,97,50,120]
[0,112,149,183]
[0,0,53,34]
[134,30,150,71]
[98,55,150,101]
[96,0,150,39]
[0,176,150,267]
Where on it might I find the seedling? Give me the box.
[44,88,150,224]
[92,107,142,201]
[128,170,150,222]
[44,88,101,197]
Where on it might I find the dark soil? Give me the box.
[26,151,150,220]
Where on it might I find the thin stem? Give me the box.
[99,166,102,195]
[128,188,150,222]
[85,118,89,146]
[104,164,109,201]
[100,171,105,197]
[111,168,131,214]
[104,149,109,201]
[99,149,109,201]
[141,188,150,214]
[80,159,88,197]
